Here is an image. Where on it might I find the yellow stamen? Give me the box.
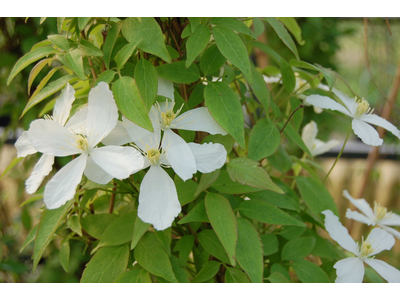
[355,97,374,118]
[161,109,176,127]
[75,135,89,152]
[146,146,161,165]
[360,239,375,258]
[374,202,389,222]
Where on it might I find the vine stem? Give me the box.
[279,104,304,134]
[109,181,117,214]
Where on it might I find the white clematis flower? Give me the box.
[301,120,340,157]
[322,210,400,283]
[27,82,144,209]
[343,190,400,239]
[305,93,400,146]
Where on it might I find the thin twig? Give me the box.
[279,104,304,134]
[109,181,117,214]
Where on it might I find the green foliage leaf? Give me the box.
[200,44,226,76]
[155,227,172,257]
[188,84,205,109]
[211,170,263,194]
[178,199,209,224]
[191,261,221,283]
[0,156,24,180]
[94,70,117,86]
[188,17,201,33]
[103,22,122,69]
[260,233,279,256]
[198,229,230,264]
[81,244,129,283]
[248,119,280,161]
[276,17,305,46]
[78,17,91,30]
[114,268,151,283]
[131,217,151,249]
[81,213,118,239]
[65,49,85,79]
[225,267,251,283]
[174,176,198,206]
[290,60,336,90]
[268,145,293,173]
[28,58,53,95]
[265,17,299,60]
[186,24,210,68]
[115,40,140,70]
[135,232,178,282]
[204,82,245,148]
[170,256,190,283]
[173,235,195,267]
[292,260,331,283]
[156,61,200,84]
[205,193,237,266]
[78,39,104,57]
[212,26,253,83]
[113,76,153,131]
[267,272,291,283]
[134,58,158,111]
[194,169,220,197]
[236,218,263,283]
[29,66,61,101]
[296,176,339,216]
[280,57,296,93]
[281,236,316,261]
[253,17,265,38]
[20,223,38,253]
[57,17,65,34]
[67,215,82,236]
[279,123,312,156]
[201,134,235,155]
[237,200,305,227]
[250,67,271,112]
[48,35,70,51]
[250,190,300,212]
[212,17,255,38]
[59,239,70,272]
[122,17,171,63]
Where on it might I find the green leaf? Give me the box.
[227,158,284,193]
[292,260,331,283]
[81,213,118,239]
[194,169,220,197]
[20,223,38,253]
[155,227,172,257]
[59,239,70,272]
[248,119,280,161]
[280,57,296,93]
[188,17,201,33]
[65,49,85,79]
[260,233,279,256]
[135,232,178,282]
[205,193,237,266]
[296,176,338,216]
[191,261,221,283]
[103,22,122,69]
[0,156,24,180]
[250,67,271,112]
[22,74,76,117]
[131,217,151,249]
[33,200,73,270]
[237,200,305,227]
[48,35,70,51]
[29,66,61,101]
[267,272,290,283]
[265,17,299,60]
[250,190,300,212]
[201,134,235,155]
[211,170,263,194]
[114,268,152,283]
[200,44,226,76]
[78,17,91,30]
[268,145,293,173]
[212,17,256,38]
[122,17,171,63]
[67,215,82,236]
[174,176,198,206]
[181,24,192,39]
[186,24,210,68]
[134,58,158,111]
[236,218,263,283]
[204,82,245,148]
[271,263,291,280]
[188,84,206,109]
[290,60,336,90]
[28,58,53,95]
[198,230,230,264]
[212,26,253,83]
[281,237,316,261]
[253,17,265,38]
[115,40,140,70]
[7,46,54,85]
[156,61,200,84]
[303,229,341,260]
[173,235,195,267]
[279,226,306,240]
[276,17,305,46]
[78,39,104,57]
[94,70,117,86]
[57,17,65,34]
[166,45,179,59]
[279,123,311,156]
[170,256,190,283]
[81,245,129,283]
[225,267,250,283]
[113,76,153,131]
[178,199,209,224]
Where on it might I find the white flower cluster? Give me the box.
[15,80,228,231]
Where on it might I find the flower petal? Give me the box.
[305,95,352,117]
[334,257,365,283]
[162,129,196,181]
[138,165,181,231]
[310,139,340,157]
[342,190,375,220]
[83,156,114,184]
[301,121,318,151]
[53,83,75,126]
[64,106,88,134]
[102,121,133,146]
[364,259,400,283]
[365,227,395,256]
[263,75,281,84]
[333,88,357,116]
[379,225,400,240]
[352,119,382,146]
[90,146,144,179]
[345,209,374,226]
[157,77,175,100]
[26,154,54,194]
[188,142,227,173]
[44,154,87,209]
[322,210,358,255]
[86,82,118,147]
[123,116,161,150]
[29,119,79,156]
[360,114,400,140]
[380,213,400,226]
[172,107,228,135]
[15,131,36,158]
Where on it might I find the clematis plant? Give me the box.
[301,120,340,157]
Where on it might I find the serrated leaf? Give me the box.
[194,169,220,197]
[178,199,209,224]
[28,58,53,95]
[225,267,250,283]
[103,22,122,69]
[248,119,280,161]
[200,44,226,76]
[204,82,245,148]
[131,217,151,249]
[59,239,70,272]
[81,244,129,283]
[250,67,271,112]
[65,49,85,79]
[211,170,263,194]
[115,40,140,70]
[156,61,200,84]
[265,17,299,60]
[113,76,153,131]
[78,39,103,57]
[186,24,210,68]
[292,260,331,283]
[134,58,158,111]
[212,17,256,38]
[191,261,221,283]
[281,236,316,261]
[260,233,279,256]
[198,230,230,264]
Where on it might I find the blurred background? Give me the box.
[0,17,399,282]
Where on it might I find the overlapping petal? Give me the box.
[53,83,75,126]
[310,139,340,157]
[365,228,395,256]
[380,213,400,226]
[25,154,54,194]
[188,142,227,173]
[15,131,36,158]
[64,106,88,134]
[157,77,175,100]
[334,257,365,283]
[379,226,400,240]
[352,119,382,146]
[123,116,160,150]
[345,209,374,226]
[102,121,133,146]
[364,259,400,283]
[83,156,114,184]
[343,190,375,220]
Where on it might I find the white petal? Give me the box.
[305,95,352,117]
[342,190,375,220]
[188,142,227,173]
[345,209,374,226]
[334,257,365,283]
[333,88,358,116]
[263,75,281,84]
[360,114,400,140]
[172,107,228,135]
[310,139,340,157]
[379,225,400,240]
[365,227,395,256]
[380,213,400,226]
[44,154,87,209]
[322,210,359,255]
[29,119,79,156]
[301,121,318,151]
[86,82,118,147]
[157,77,175,100]
[364,259,400,283]
[15,131,36,158]
[352,119,382,146]
[102,121,133,146]
[162,129,196,181]
[26,154,54,194]
[83,156,114,184]
[138,165,181,231]
[64,106,88,134]
[90,146,144,179]
[123,116,161,150]
[53,83,75,126]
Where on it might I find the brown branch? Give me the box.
[109,181,117,214]
[280,104,304,134]
[385,17,392,35]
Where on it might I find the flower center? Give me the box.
[355,97,374,118]
[161,109,176,127]
[359,240,375,258]
[146,147,161,165]
[373,202,391,223]
[75,135,89,152]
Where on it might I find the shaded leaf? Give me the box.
[59,239,70,272]
[292,260,331,283]
[191,261,221,283]
[198,229,230,264]
[281,236,316,261]
[200,44,226,76]
[248,119,280,161]
[81,213,118,240]
[103,22,122,69]
[134,58,158,111]
[157,61,200,84]
[186,24,211,68]
[178,199,209,224]
[265,17,299,60]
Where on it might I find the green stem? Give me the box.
[291,152,307,189]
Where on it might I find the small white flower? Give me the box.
[305,92,400,146]
[301,120,340,157]
[322,210,400,283]
[343,190,400,239]
[27,82,144,209]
